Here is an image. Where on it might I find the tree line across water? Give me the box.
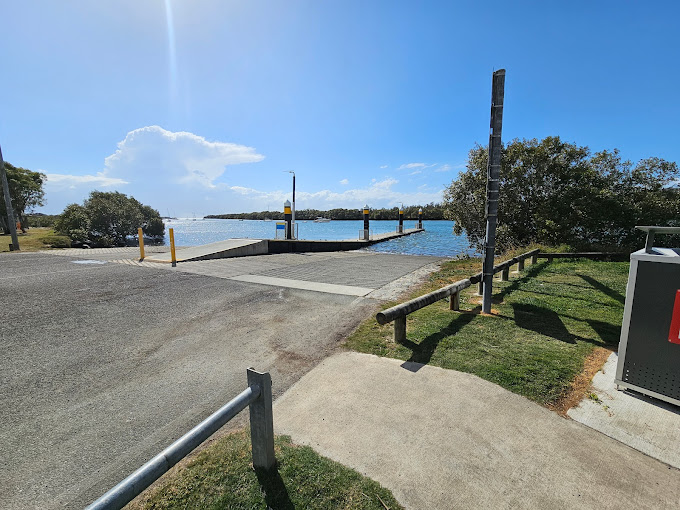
[205,203,445,221]
[3,135,679,251]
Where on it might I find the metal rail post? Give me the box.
[247,368,276,470]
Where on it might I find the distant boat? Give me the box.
[313,217,331,223]
[263,218,273,222]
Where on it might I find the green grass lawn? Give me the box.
[0,227,70,252]
[134,430,403,510]
[345,257,628,405]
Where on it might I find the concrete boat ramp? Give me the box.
[145,228,424,263]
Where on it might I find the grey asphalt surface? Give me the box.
[0,250,442,509]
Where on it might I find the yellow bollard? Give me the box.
[138,227,145,261]
[169,228,177,267]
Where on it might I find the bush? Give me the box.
[55,192,165,247]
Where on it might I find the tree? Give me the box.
[444,136,680,252]
[55,191,165,247]
[0,162,46,233]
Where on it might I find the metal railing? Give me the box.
[376,249,540,343]
[85,368,275,510]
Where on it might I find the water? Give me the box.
[162,218,472,258]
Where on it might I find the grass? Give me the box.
[0,227,70,252]
[134,430,403,510]
[344,256,628,406]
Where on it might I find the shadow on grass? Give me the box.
[255,465,294,510]
[586,318,621,346]
[512,303,580,344]
[577,273,625,304]
[495,262,548,302]
[400,311,478,368]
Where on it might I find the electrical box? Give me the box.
[615,226,680,406]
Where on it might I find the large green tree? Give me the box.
[0,162,46,233]
[55,191,165,246]
[444,136,680,252]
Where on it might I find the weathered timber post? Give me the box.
[284,200,292,240]
[501,266,509,281]
[518,258,525,271]
[482,69,505,314]
[418,207,423,229]
[531,253,538,264]
[449,291,460,311]
[363,204,370,240]
[394,315,406,343]
[0,144,20,251]
[398,206,404,233]
[247,368,276,470]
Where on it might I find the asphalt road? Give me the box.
[0,250,441,509]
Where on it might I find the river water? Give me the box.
[162,218,472,258]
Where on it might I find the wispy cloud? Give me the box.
[434,163,464,173]
[380,165,388,169]
[409,170,422,175]
[339,178,349,185]
[45,172,128,189]
[398,162,436,171]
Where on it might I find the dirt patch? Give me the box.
[547,346,615,417]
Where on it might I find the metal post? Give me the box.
[284,200,292,240]
[0,145,20,251]
[138,227,145,261]
[394,315,406,343]
[247,368,276,470]
[169,228,177,267]
[418,207,423,229]
[482,69,505,314]
[398,206,404,233]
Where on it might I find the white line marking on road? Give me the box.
[228,275,374,296]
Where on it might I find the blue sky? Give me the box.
[1,1,678,217]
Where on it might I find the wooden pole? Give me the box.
[0,144,20,251]
[482,69,505,314]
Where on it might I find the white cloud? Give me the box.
[104,125,264,188]
[380,165,388,169]
[409,170,422,176]
[339,178,349,185]
[39,126,265,214]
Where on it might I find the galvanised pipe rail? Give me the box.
[86,368,274,510]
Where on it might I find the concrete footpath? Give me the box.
[274,352,680,510]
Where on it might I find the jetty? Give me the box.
[145,228,424,263]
